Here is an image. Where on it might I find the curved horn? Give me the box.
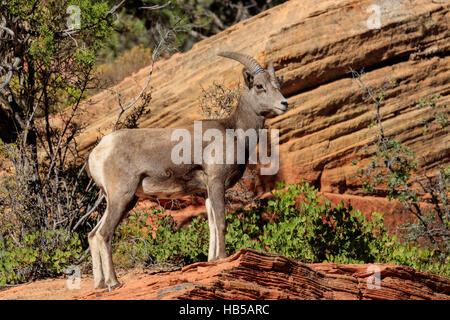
[217,51,264,75]
[267,61,280,89]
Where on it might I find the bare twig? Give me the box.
[349,68,386,144]
[0,57,20,91]
[0,25,14,37]
[46,79,90,179]
[72,193,106,232]
[114,18,183,129]
[140,1,172,10]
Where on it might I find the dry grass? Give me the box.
[93,45,152,94]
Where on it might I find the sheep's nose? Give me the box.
[281,101,288,109]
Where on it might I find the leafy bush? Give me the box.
[259,182,391,264]
[148,214,209,265]
[112,209,209,268]
[0,230,82,285]
[0,0,115,286]
[0,139,101,286]
[112,182,449,277]
[261,183,448,276]
[111,211,151,269]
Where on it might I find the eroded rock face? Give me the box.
[73,0,448,223]
[76,2,448,180]
[1,1,448,302]
[75,248,450,300]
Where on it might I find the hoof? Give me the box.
[94,280,106,290]
[107,282,122,292]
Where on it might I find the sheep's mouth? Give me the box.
[274,106,287,114]
[265,108,286,118]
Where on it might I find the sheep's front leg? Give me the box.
[207,180,226,261]
[205,198,217,261]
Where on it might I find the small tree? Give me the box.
[349,68,449,262]
[0,0,122,285]
[0,0,190,285]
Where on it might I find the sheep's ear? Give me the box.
[242,68,254,89]
[277,75,283,86]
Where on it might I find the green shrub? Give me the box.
[0,0,115,286]
[111,211,152,269]
[112,209,209,267]
[225,206,266,255]
[0,230,82,285]
[112,182,449,277]
[258,182,393,264]
[148,214,209,265]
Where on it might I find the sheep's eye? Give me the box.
[256,84,264,91]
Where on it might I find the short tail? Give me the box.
[84,158,94,192]
[85,157,92,179]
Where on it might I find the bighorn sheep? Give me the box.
[87,51,288,289]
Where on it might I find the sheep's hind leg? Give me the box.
[88,215,106,289]
[96,191,138,290]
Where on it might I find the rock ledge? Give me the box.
[75,248,450,300]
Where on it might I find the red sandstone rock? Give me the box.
[75,248,450,300]
[63,0,448,229]
[72,0,449,194]
[0,0,448,302]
